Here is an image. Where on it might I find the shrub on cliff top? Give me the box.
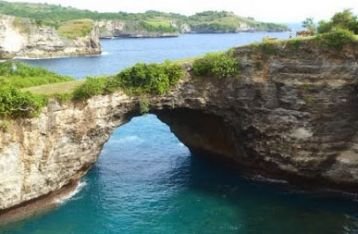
[72,61,184,99]
[317,10,358,34]
[316,28,356,49]
[114,61,184,95]
[192,51,239,79]
[0,86,47,118]
[72,77,108,100]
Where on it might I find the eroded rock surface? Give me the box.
[0,15,101,59]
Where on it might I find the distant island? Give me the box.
[0,0,289,59]
[0,1,288,37]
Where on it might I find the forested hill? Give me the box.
[0,1,288,33]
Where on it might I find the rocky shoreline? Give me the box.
[100,33,179,39]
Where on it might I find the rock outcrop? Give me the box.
[0,15,101,59]
[0,40,357,213]
[96,20,179,38]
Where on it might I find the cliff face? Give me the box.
[95,19,279,38]
[0,41,357,213]
[158,42,358,189]
[96,20,179,38]
[0,15,101,59]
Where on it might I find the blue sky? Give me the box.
[6,0,358,22]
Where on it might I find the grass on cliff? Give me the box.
[0,61,74,118]
[140,19,177,33]
[57,19,94,39]
[0,61,73,88]
[23,80,84,95]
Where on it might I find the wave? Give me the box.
[55,180,87,205]
[251,175,288,184]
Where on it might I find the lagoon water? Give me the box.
[1,33,358,233]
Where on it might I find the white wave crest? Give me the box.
[55,180,87,205]
[251,175,288,184]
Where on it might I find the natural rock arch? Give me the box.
[0,41,358,214]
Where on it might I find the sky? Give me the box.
[6,0,358,22]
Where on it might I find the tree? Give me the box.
[302,17,316,33]
[331,9,355,28]
[317,9,358,34]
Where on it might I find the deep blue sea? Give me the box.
[1,33,358,234]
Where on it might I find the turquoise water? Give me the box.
[1,115,357,234]
[2,33,357,233]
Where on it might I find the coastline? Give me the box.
[99,30,290,40]
[14,52,103,61]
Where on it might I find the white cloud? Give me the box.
[5,0,358,22]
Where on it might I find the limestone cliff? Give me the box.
[95,19,278,38]
[96,20,179,38]
[0,40,357,214]
[0,15,101,59]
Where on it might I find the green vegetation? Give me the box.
[192,51,239,79]
[57,19,94,39]
[189,12,241,32]
[316,28,356,49]
[139,97,150,114]
[0,86,47,118]
[0,1,288,33]
[299,10,358,49]
[72,77,109,100]
[317,9,358,34]
[188,11,288,32]
[114,61,184,95]
[0,61,73,119]
[0,61,72,88]
[302,17,316,33]
[140,19,176,33]
[286,38,304,50]
[251,37,281,55]
[23,80,84,96]
[72,61,184,100]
